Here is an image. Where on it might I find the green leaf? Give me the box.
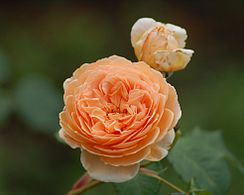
[14,75,62,133]
[191,128,244,173]
[188,178,213,195]
[190,128,226,157]
[188,178,203,193]
[225,153,244,174]
[114,171,161,195]
[168,128,231,195]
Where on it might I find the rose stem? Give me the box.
[68,180,102,195]
[141,170,187,194]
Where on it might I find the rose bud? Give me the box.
[131,18,194,73]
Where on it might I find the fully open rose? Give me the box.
[59,55,181,182]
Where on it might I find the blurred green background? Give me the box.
[0,0,243,194]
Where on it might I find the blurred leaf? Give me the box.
[0,52,10,83]
[225,153,244,174]
[191,128,244,173]
[0,90,13,125]
[190,128,226,156]
[188,178,204,192]
[168,128,231,195]
[113,171,161,195]
[14,75,62,133]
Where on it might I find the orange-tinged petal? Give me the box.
[80,150,139,183]
[101,147,151,166]
[146,129,175,161]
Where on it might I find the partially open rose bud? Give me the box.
[131,18,194,72]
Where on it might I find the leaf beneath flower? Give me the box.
[168,128,231,195]
[114,163,162,195]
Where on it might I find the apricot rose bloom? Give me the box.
[131,18,194,72]
[59,55,181,182]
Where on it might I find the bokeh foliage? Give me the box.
[0,0,243,194]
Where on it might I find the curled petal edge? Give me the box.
[154,48,194,72]
[145,129,175,161]
[59,128,80,149]
[131,17,161,47]
[165,23,187,48]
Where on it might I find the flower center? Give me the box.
[77,73,157,135]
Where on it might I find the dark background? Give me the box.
[0,0,243,194]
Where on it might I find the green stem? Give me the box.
[141,168,187,194]
[68,180,102,195]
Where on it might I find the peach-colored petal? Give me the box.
[156,108,174,142]
[81,150,139,183]
[145,145,168,161]
[157,129,175,148]
[100,127,160,166]
[165,85,182,129]
[145,129,175,161]
[101,147,150,166]
[59,128,80,149]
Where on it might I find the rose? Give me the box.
[131,18,194,72]
[59,55,181,182]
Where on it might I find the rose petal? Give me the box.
[145,145,168,161]
[101,147,151,166]
[165,23,187,48]
[154,48,194,72]
[59,128,80,149]
[80,150,139,183]
[156,108,174,142]
[165,85,182,129]
[131,18,161,47]
[157,129,175,148]
[145,129,175,161]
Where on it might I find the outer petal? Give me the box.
[165,23,187,48]
[145,145,168,161]
[145,129,175,161]
[81,150,139,183]
[157,129,175,148]
[131,18,161,47]
[59,128,80,149]
[165,85,182,129]
[154,48,194,72]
